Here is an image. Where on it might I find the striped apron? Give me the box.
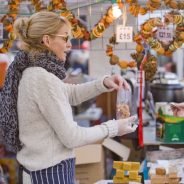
[20,158,75,184]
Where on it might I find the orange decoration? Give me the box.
[0,0,20,53]
[48,0,124,40]
[106,34,137,70]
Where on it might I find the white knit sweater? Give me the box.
[17,67,118,172]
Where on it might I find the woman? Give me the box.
[0,11,137,184]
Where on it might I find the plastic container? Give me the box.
[116,88,131,119]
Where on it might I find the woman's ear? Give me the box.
[42,35,51,48]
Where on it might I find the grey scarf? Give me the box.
[0,50,66,153]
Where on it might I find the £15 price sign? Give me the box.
[116,25,133,43]
[156,27,173,42]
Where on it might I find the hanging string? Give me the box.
[121,4,127,27]
[138,45,148,147]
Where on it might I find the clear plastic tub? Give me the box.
[116,89,131,119]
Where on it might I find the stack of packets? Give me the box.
[113,161,142,184]
[150,167,181,184]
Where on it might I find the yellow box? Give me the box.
[113,176,129,184]
[113,161,124,170]
[130,175,142,183]
[131,162,140,171]
[129,171,139,180]
[123,162,131,170]
[116,169,125,178]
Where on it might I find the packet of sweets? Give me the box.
[116,88,131,119]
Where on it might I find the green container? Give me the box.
[156,112,184,143]
[164,121,184,142]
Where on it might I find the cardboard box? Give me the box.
[75,138,130,184]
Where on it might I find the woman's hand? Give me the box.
[117,115,138,136]
[170,103,184,117]
[103,74,130,90]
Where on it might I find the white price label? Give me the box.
[0,23,3,39]
[156,27,173,42]
[116,26,133,43]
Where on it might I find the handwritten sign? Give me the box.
[156,27,173,42]
[116,25,133,43]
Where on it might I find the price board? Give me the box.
[116,25,133,43]
[156,27,173,42]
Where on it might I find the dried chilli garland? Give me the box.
[106,34,137,69]
[133,11,184,57]
[48,0,124,40]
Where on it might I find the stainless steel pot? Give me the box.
[150,83,184,103]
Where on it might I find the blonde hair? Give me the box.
[13,11,71,52]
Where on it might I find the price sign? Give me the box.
[0,23,3,39]
[156,27,173,42]
[116,25,133,43]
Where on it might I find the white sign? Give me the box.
[156,27,173,42]
[0,23,3,39]
[116,25,133,43]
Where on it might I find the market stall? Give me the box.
[0,0,184,183]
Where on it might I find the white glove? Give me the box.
[117,115,138,136]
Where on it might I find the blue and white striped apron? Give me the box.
[21,158,75,184]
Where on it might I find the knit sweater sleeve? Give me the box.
[32,68,118,149]
[64,76,111,106]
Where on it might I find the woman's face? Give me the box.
[46,24,72,61]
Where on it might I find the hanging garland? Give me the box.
[125,0,162,16]
[164,0,184,10]
[131,52,158,81]
[0,0,44,53]
[105,34,137,69]
[30,0,44,12]
[0,0,20,53]
[48,0,124,40]
[133,11,184,57]
[125,0,184,17]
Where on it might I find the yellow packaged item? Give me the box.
[123,162,131,170]
[113,176,129,184]
[113,161,124,170]
[129,171,139,180]
[131,162,140,171]
[116,169,125,178]
[131,175,142,183]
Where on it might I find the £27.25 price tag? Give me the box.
[156,27,173,42]
[116,25,133,43]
